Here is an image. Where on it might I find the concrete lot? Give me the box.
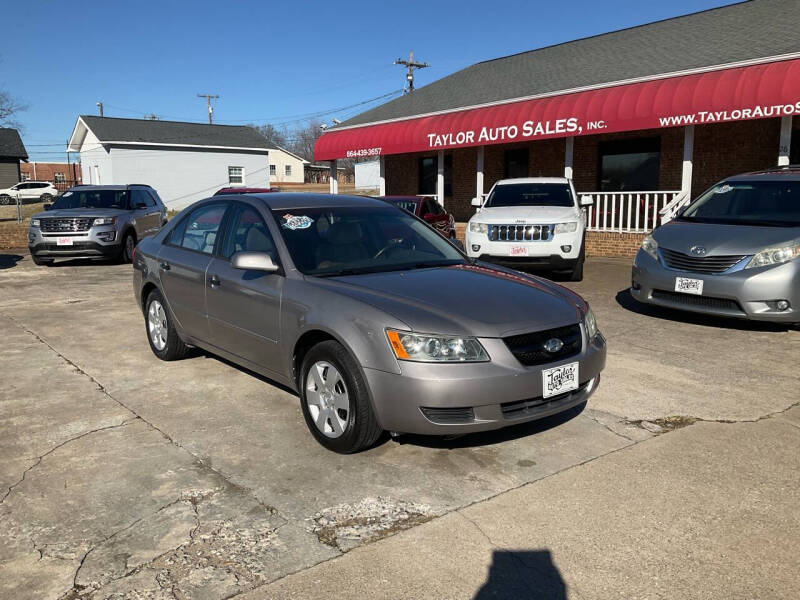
[0,251,797,599]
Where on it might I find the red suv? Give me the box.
[382,196,456,238]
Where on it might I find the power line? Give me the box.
[197,93,220,124]
[394,51,429,93]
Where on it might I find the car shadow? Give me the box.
[394,402,587,450]
[615,287,791,332]
[473,550,567,600]
[47,258,121,268]
[0,253,24,269]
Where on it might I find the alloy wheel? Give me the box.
[148,300,168,351]
[305,361,350,438]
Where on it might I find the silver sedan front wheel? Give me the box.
[305,361,350,438]
[148,300,168,351]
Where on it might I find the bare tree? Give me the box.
[248,123,288,148]
[288,119,325,162]
[0,88,26,129]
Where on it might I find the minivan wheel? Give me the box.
[300,340,382,453]
[144,289,189,361]
[120,232,136,263]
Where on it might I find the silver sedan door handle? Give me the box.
[209,274,221,288]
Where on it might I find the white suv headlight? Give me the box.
[554,222,578,234]
[93,217,116,226]
[745,243,800,269]
[640,234,658,259]
[469,222,488,234]
[386,329,489,362]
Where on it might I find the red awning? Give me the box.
[315,58,800,161]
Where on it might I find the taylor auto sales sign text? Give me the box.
[315,59,800,161]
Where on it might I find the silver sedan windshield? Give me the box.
[273,206,465,276]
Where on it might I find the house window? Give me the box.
[269,164,276,176]
[598,137,660,191]
[228,166,244,185]
[504,148,529,178]
[418,155,452,196]
[285,165,292,177]
[54,172,66,183]
[20,173,30,181]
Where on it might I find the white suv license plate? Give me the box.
[56,237,73,246]
[542,362,579,399]
[675,277,703,295]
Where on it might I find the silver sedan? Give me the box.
[133,193,606,453]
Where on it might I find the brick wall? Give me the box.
[20,162,82,183]
[585,231,644,258]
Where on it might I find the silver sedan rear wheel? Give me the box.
[305,361,350,438]
[148,300,168,351]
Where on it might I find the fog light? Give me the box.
[471,244,481,252]
[561,245,572,253]
[631,280,641,291]
[28,234,35,243]
[776,300,790,311]
[98,231,116,242]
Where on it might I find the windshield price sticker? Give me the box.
[542,362,579,398]
[281,214,314,230]
[715,184,734,194]
[675,277,703,295]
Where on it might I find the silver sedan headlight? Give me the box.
[386,329,489,362]
[585,308,598,339]
[744,243,800,269]
[469,222,488,234]
[640,234,658,259]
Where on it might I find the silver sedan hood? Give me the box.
[653,220,800,255]
[312,264,584,338]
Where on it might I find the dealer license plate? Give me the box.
[542,362,579,399]
[56,237,73,246]
[510,245,528,256]
[674,276,703,295]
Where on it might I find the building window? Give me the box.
[269,164,276,176]
[20,173,30,181]
[228,166,244,185]
[418,155,452,196]
[504,148,529,178]
[285,165,292,177]
[54,172,66,183]
[598,137,660,191]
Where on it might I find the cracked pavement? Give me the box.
[0,254,797,599]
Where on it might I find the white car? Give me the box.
[465,177,592,281]
[0,181,59,205]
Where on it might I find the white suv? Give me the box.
[465,177,591,281]
[0,181,59,205]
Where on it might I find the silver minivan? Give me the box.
[631,168,800,324]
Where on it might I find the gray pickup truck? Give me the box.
[28,184,167,266]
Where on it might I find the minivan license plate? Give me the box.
[542,362,579,399]
[675,277,703,295]
[56,237,73,246]
[510,246,528,256]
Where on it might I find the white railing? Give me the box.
[580,191,681,233]
[658,190,691,224]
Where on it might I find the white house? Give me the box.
[268,146,308,184]
[354,158,380,191]
[67,116,274,209]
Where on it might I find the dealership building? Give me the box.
[315,1,800,255]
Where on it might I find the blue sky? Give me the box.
[3,0,732,161]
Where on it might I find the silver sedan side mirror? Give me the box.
[231,251,279,272]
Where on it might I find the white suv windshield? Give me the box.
[485,183,573,208]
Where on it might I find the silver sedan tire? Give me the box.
[144,289,190,361]
[299,340,382,453]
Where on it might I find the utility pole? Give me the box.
[197,93,220,124]
[96,101,103,117]
[394,51,429,93]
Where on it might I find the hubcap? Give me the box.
[305,361,349,438]
[147,300,168,351]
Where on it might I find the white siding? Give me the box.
[105,147,269,209]
[79,129,112,185]
[268,148,306,184]
[355,159,380,190]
